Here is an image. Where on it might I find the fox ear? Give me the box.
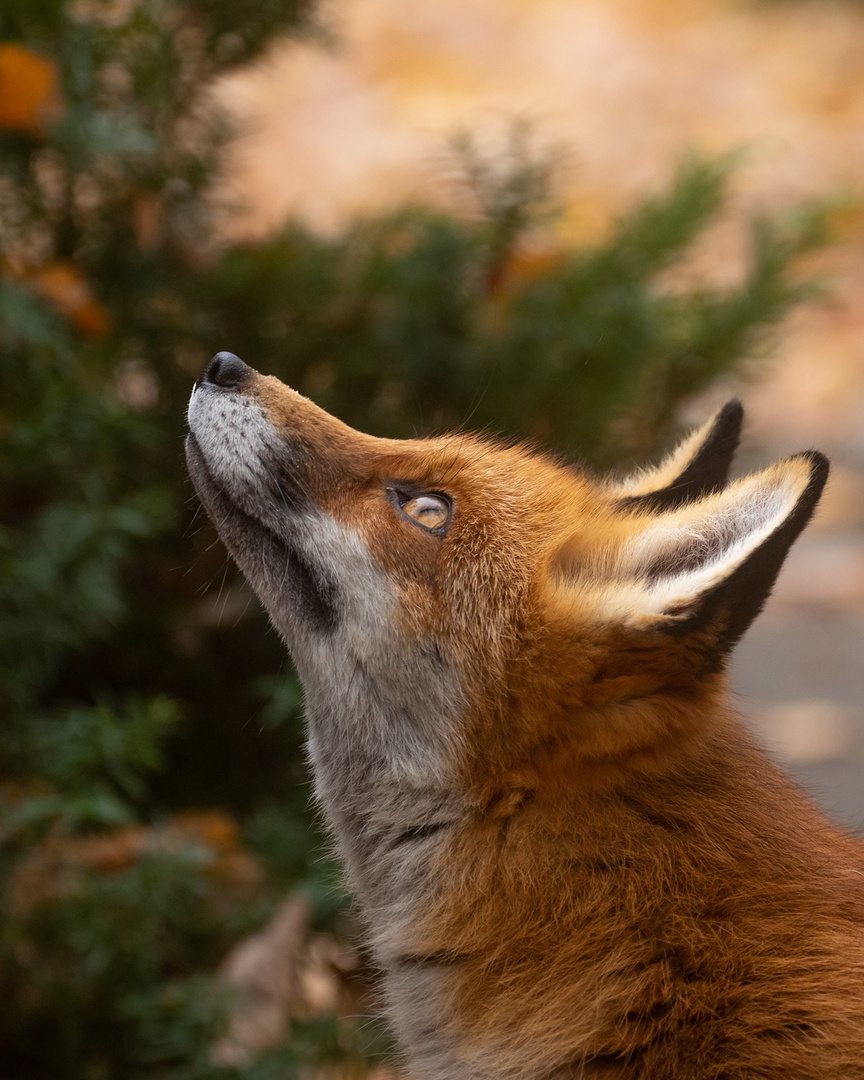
[598,451,828,660]
[613,399,743,512]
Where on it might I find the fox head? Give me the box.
[186,353,827,808]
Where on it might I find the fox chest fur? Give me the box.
[187,351,864,1080]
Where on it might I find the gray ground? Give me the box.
[732,556,864,835]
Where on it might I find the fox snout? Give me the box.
[186,350,316,525]
[187,353,341,635]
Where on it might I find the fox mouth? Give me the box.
[185,431,247,529]
[185,430,221,498]
[186,432,340,633]
[185,430,282,561]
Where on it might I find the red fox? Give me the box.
[187,352,864,1080]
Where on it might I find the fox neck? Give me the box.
[297,636,468,915]
[299,646,728,921]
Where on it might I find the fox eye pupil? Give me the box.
[400,494,450,531]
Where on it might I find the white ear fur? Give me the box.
[612,411,724,499]
[611,400,741,502]
[600,457,816,629]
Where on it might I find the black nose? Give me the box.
[201,352,249,389]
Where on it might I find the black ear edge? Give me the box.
[662,449,830,663]
[619,399,744,514]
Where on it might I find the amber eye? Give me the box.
[397,493,451,532]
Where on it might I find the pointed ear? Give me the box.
[598,451,828,662]
[613,399,744,512]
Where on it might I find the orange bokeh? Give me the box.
[25,261,111,339]
[0,43,62,137]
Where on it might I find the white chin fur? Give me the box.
[187,384,281,507]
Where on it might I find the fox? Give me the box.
[186,351,864,1080]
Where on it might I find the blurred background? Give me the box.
[1,0,863,1076]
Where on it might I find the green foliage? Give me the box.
[190,151,825,460]
[2,845,250,1080]
[0,1,831,1077]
